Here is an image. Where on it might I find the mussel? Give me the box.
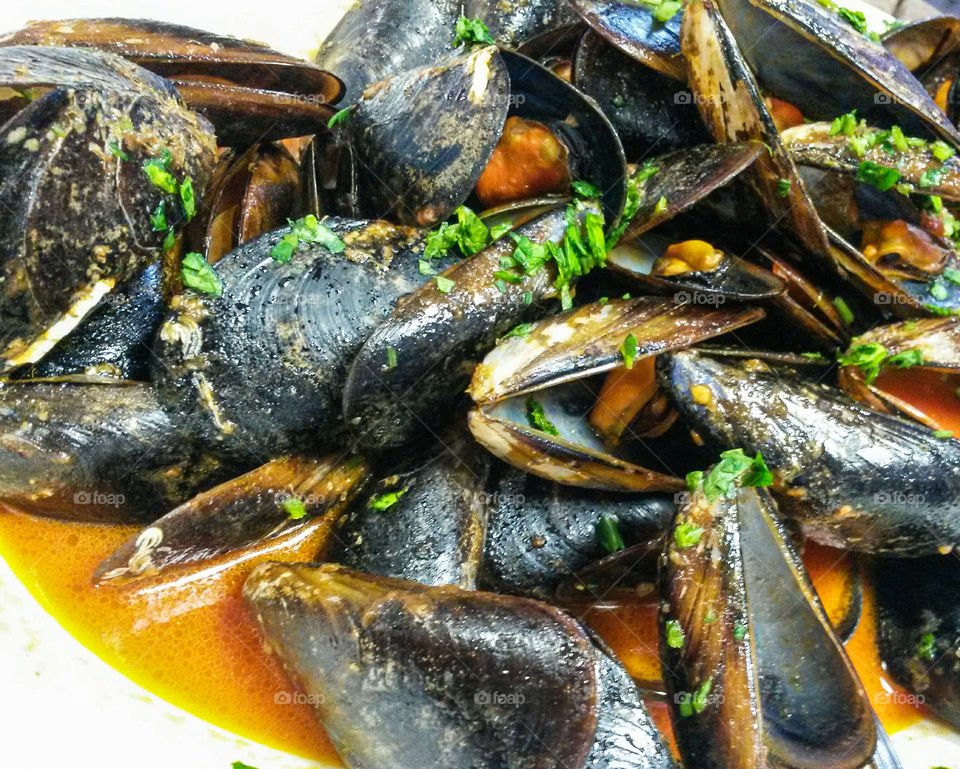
[0,19,343,145]
[660,476,876,769]
[658,349,960,554]
[244,562,677,769]
[152,216,440,461]
[0,46,217,374]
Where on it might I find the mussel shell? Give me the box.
[500,49,627,223]
[0,379,233,522]
[882,15,960,73]
[243,562,675,769]
[340,46,511,226]
[0,18,342,98]
[21,262,162,381]
[0,47,216,373]
[152,218,434,462]
[480,463,674,598]
[569,0,685,80]
[342,203,576,450]
[680,0,832,258]
[660,484,875,769]
[330,426,491,589]
[573,30,710,160]
[873,553,960,730]
[717,0,960,143]
[659,350,960,554]
[94,453,370,583]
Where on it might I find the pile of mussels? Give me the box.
[2,1,960,767]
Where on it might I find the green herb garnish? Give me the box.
[597,515,626,553]
[327,106,352,128]
[526,397,559,435]
[502,322,535,340]
[934,430,954,439]
[837,7,868,35]
[833,296,854,324]
[733,623,747,642]
[453,16,494,46]
[776,178,791,197]
[665,619,685,649]
[674,522,704,549]
[435,275,456,293]
[701,449,773,501]
[620,333,639,370]
[385,346,398,370]
[691,678,713,714]
[369,487,409,511]
[143,157,178,193]
[179,176,196,221]
[916,632,937,661]
[686,470,703,492]
[931,140,955,162]
[149,200,167,232]
[282,497,307,520]
[270,215,345,263]
[856,160,900,191]
[829,110,858,137]
[108,139,129,162]
[572,180,602,199]
[181,252,223,297]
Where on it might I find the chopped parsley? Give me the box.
[179,176,196,221]
[665,619,685,649]
[934,430,954,439]
[327,106,352,128]
[453,16,494,46]
[501,322,535,340]
[385,346,398,370]
[836,7,868,35]
[679,678,713,716]
[107,139,129,162]
[916,632,937,661]
[776,178,791,197]
[653,195,668,215]
[181,252,223,297]
[621,333,639,370]
[637,0,682,23]
[686,470,703,492]
[271,215,345,263]
[143,156,178,194]
[838,342,924,384]
[930,279,949,302]
[149,200,167,232]
[596,515,626,553]
[931,140,955,162]
[856,160,900,191]
[833,296,854,324]
[526,397,559,435]
[829,110,859,137]
[572,180,602,199]
[435,275,456,293]
[606,167,649,251]
[733,623,748,642]
[674,522,704,549]
[944,268,960,286]
[232,762,260,769]
[369,486,409,511]
[687,449,773,501]
[919,166,945,188]
[423,205,501,261]
[282,497,307,520]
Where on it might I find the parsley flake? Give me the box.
[597,515,626,553]
[181,252,223,297]
[526,397,559,435]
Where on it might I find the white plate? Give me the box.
[1,1,959,768]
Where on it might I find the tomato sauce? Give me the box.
[1,368,955,760]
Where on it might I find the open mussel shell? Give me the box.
[244,562,676,769]
[660,483,875,769]
[94,453,369,583]
[314,0,575,104]
[481,463,674,598]
[873,553,960,730]
[184,142,304,265]
[0,19,342,145]
[839,317,960,425]
[19,262,163,381]
[783,122,960,201]
[467,297,764,491]
[572,29,710,159]
[330,425,491,589]
[470,296,766,405]
[0,378,236,522]
[659,349,960,554]
[0,46,217,374]
[882,15,960,73]
[343,203,577,450]
[339,47,626,227]
[716,0,960,144]
[152,217,437,462]
[569,0,685,80]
